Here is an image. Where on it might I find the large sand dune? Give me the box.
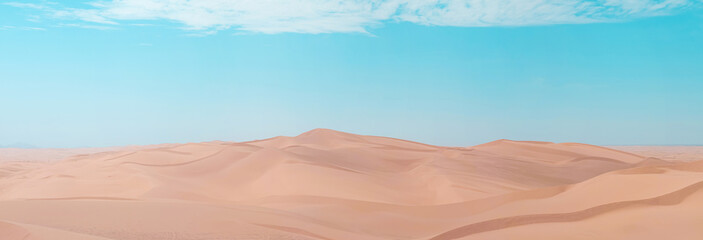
[1,129,701,239]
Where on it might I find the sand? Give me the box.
[0,129,701,240]
[0,144,176,163]
[608,145,703,162]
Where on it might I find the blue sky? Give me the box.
[1,0,703,148]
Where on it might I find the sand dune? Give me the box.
[0,129,701,239]
[0,144,175,163]
[609,145,703,162]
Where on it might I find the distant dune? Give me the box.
[0,144,176,163]
[1,129,702,240]
[609,145,703,162]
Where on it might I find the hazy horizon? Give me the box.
[1,128,703,149]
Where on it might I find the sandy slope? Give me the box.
[0,144,175,163]
[0,129,701,240]
[609,145,703,162]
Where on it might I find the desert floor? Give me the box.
[1,129,702,240]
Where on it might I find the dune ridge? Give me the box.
[1,129,702,240]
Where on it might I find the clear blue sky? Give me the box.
[1,1,702,148]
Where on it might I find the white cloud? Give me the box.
[0,25,46,31]
[57,23,117,30]
[4,0,700,34]
[2,2,47,9]
[23,26,47,31]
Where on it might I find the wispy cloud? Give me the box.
[0,25,46,31]
[57,23,117,30]
[4,0,700,34]
[23,26,47,31]
[2,2,47,10]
